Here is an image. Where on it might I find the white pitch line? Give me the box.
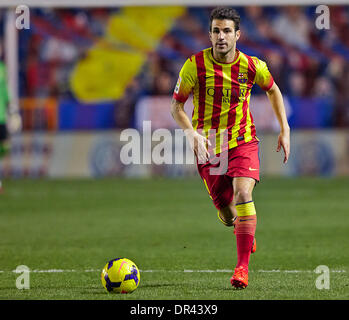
[1,269,346,274]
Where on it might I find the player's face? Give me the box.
[209,19,240,56]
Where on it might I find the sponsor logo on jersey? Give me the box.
[174,76,181,94]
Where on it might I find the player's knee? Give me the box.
[234,189,252,204]
[217,208,234,227]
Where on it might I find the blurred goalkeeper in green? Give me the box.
[0,45,9,192]
[0,58,9,154]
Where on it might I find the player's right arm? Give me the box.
[170,98,210,163]
[170,56,210,163]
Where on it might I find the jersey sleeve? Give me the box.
[253,57,274,91]
[173,55,197,103]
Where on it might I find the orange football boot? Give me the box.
[230,265,249,289]
[251,237,257,253]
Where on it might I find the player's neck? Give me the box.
[212,46,238,64]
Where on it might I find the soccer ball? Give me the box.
[101,258,140,294]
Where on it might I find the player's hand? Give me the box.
[277,130,290,164]
[185,129,211,164]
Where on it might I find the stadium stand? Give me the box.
[6,6,349,129]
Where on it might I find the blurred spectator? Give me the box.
[153,71,174,96]
[312,76,335,99]
[242,6,270,42]
[288,71,306,97]
[272,6,311,50]
[326,56,346,83]
[333,58,349,127]
[115,77,143,129]
[264,50,288,92]
[25,53,40,97]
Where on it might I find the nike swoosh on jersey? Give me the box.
[249,167,258,171]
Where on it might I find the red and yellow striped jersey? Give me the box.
[173,48,274,154]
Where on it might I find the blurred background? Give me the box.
[0,1,348,179]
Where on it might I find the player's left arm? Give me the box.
[266,82,290,164]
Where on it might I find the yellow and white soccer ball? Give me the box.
[101,258,140,294]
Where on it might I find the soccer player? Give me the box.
[170,7,290,289]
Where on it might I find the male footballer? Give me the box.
[171,7,290,289]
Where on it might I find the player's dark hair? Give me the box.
[209,7,240,32]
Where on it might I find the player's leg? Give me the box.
[218,200,256,250]
[218,177,254,217]
[0,123,8,156]
[197,157,236,222]
[199,166,239,228]
[230,177,257,288]
[0,123,8,193]
[217,202,237,227]
[233,176,257,261]
[226,141,260,288]
[233,177,255,203]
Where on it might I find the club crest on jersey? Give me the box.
[237,72,248,84]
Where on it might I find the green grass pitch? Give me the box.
[0,177,348,300]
